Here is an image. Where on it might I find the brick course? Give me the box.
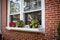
[2,0,60,40]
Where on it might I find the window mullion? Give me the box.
[7,0,10,27]
[20,0,24,21]
[41,0,45,31]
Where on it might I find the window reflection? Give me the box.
[10,0,20,14]
[10,14,20,22]
[24,0,41,11]
[25,11,41,25]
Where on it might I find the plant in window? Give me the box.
[30,19,39,28]
[9,21,16,27]
[16,20,25,27]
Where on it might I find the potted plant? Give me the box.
[16,20,25,27]
[9,21,16,27]
[30,19,39,28]
[57,21,60,40]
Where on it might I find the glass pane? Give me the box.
[37,0,41,9]
[25,11,41,25]
[30,0,37,9]
[10,0,20,14]
[24,0,41,11]
[10,14,20,22]
[24,0,30,11]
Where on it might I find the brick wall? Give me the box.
[2,0,60,40]
[45,0,60,40]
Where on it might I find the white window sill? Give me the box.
[6,26,45,33]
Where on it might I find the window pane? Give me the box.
[24,0,30,11]
[30,0,37,9]
[10,14,20,22]
[37,0,41,9]
[24,0,41,11]
[25,11,41,25]
[10,0,20,14]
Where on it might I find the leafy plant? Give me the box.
[16,20,25,27]
[57,21,60,39]
[30,19,39,28]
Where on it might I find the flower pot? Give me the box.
[34,24,38,28]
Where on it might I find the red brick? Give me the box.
[2,0,60,40]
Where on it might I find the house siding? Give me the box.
[2,0,60,40]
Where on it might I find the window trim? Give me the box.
[6,0,45,33]
[41,0,45,32]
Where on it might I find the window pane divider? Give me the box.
[24,9,42,13]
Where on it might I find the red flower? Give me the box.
[9,21,15,27]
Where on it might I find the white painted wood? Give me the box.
[9,13,20,15]
[24,9,42,13]
[6,27,45,33]
[7,0,10,27]
[41,0,45,32]
[20,0,24,21]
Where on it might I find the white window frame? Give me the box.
[6,0,45,33]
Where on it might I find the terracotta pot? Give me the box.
[34,24,38,28]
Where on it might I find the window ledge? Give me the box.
[6,27,45,33]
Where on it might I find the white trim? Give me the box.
[9,13,20,15]
[7,0,10,27]
[24,9,42,13]
[19,0,22,20]
[6,27,45,33]
[41,0,45,32]
[20,0,24,21]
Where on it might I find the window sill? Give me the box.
[6,27,45,33]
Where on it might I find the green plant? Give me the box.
[30,19,39,28]
[16,20,25,27]
[57,21,60,39]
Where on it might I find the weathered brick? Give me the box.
[1,0,60,40]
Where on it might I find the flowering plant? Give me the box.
[9,21,16,27]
